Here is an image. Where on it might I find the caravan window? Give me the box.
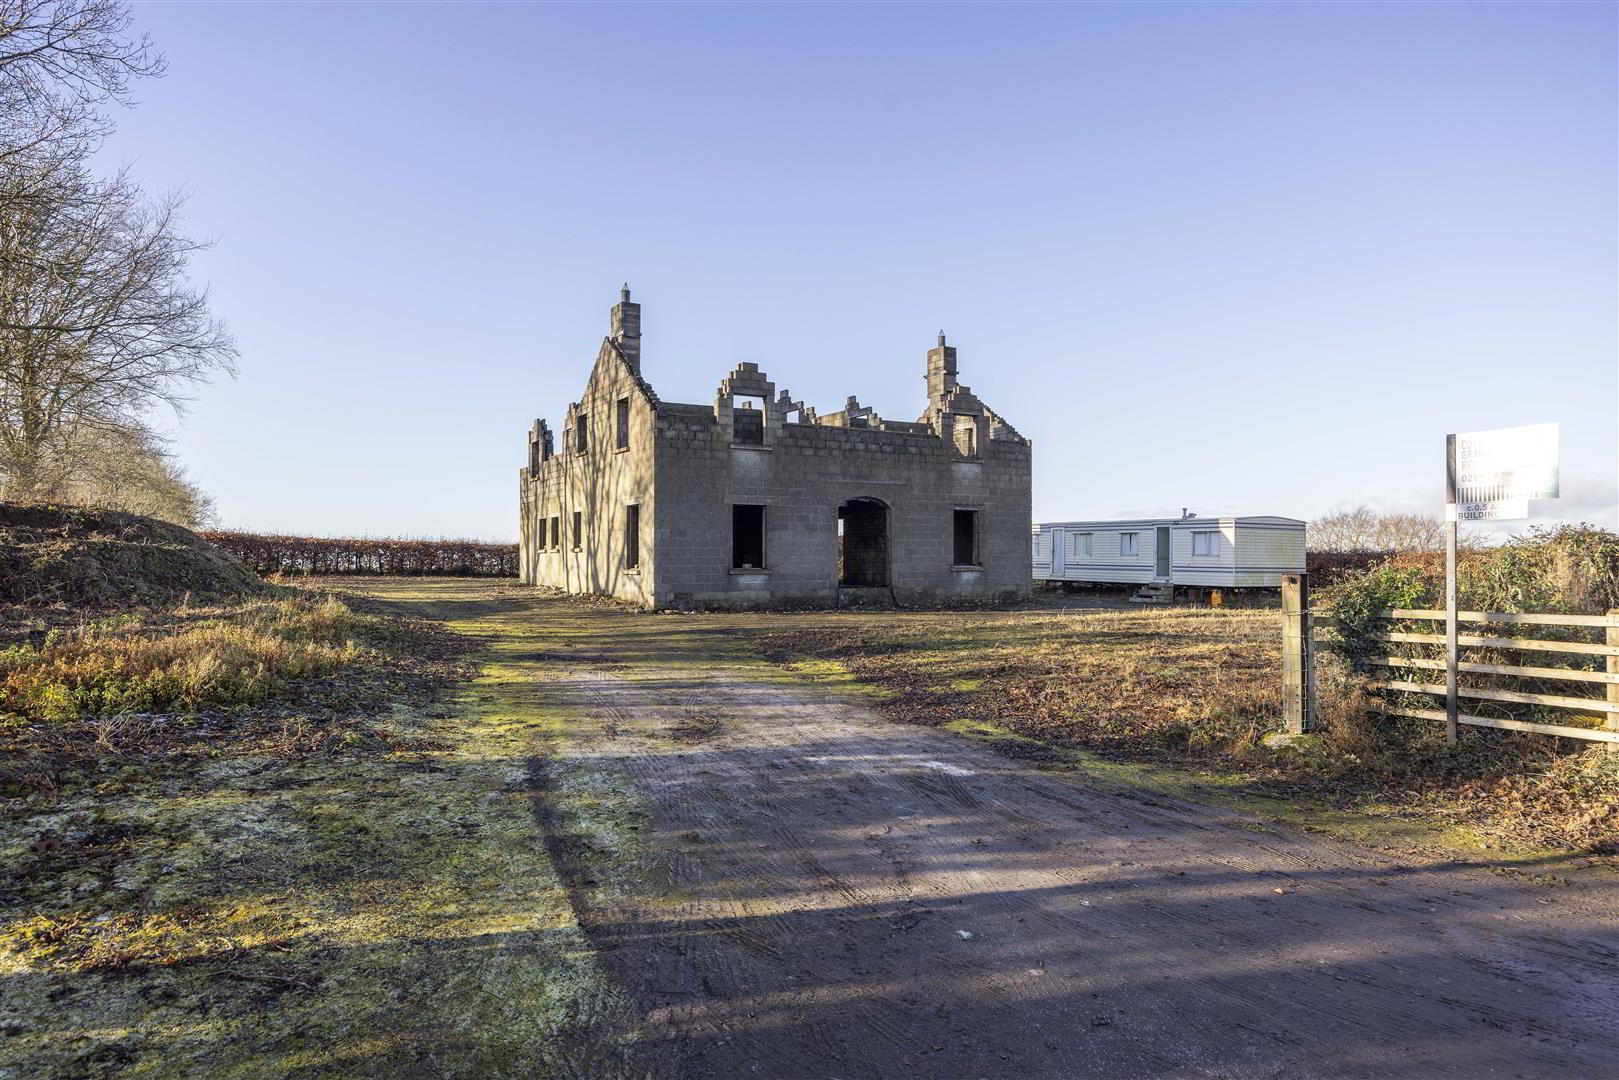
[1034,533,1050,560]
[1067,532,1092,558]
[1193,530,1218,557]
[1120,532,1139,556]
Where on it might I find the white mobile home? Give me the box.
[1033,516,1305,590]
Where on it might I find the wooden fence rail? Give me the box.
[1383,609,1619,627]
[1300,600,1619,746]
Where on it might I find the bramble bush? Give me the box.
[1326,525,1619,665]
[1310,525,1619,852]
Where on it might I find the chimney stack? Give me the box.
[927,330,958,401]
[611,284,641,372]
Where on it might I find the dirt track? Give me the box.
[390,582,1619,1080]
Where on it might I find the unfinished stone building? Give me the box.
[518,289,1032,608]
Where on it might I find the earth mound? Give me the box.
[0,503,262,608]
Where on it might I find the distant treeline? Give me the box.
[203,531,518,578]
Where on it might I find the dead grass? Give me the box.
[0,594,361,723]
[0,586,472,801]
[770,606,1279,754]
[765,604,1619,856]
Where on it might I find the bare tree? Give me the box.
[0,0,162,171]
[0,1,222,516]
[0,160,235,501]
[1308,504,1446,553]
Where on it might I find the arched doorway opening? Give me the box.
[838,498,890,587]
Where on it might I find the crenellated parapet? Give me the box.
[525,419,553,474]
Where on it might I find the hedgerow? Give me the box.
[202,531,517,577]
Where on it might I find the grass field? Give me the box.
[761,601,1619,858]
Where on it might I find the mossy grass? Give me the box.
[1,579,644,1080]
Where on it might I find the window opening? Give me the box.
[953,510,979,566]
[953,415,977,457]
[732,505,765,568]
[733,395,765,445]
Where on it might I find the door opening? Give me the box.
[838,498,889,587]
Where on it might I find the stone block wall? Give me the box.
[519,292,658,606]
[521,296,1033,610]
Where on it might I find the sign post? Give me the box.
[1443,423,1559,746]
[1444,436,1459,745]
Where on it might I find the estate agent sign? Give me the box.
[1450,422,1559,521]
[1438,422,1561,743]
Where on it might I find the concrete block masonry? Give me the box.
[519,290,1032,609]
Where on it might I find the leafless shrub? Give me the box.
[1309,504,1447,553]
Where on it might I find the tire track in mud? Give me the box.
[517,607,1619,1080]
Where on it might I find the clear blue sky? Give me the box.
[107,1,1615,541]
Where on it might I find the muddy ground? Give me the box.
[351,579,1619,1080]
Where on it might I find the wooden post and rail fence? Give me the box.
[1280,572,1619,746]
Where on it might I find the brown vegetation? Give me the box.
[0,585,469,800]
[1306,549,1392,585]
[203,530,518,578]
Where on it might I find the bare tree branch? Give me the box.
[0,1,163,171]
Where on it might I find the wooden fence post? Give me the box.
[1607,609,1618,753]
[1282,573,1315,734]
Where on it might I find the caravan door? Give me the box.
[1048,528,1065,578]
[1154,526,1171,580]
